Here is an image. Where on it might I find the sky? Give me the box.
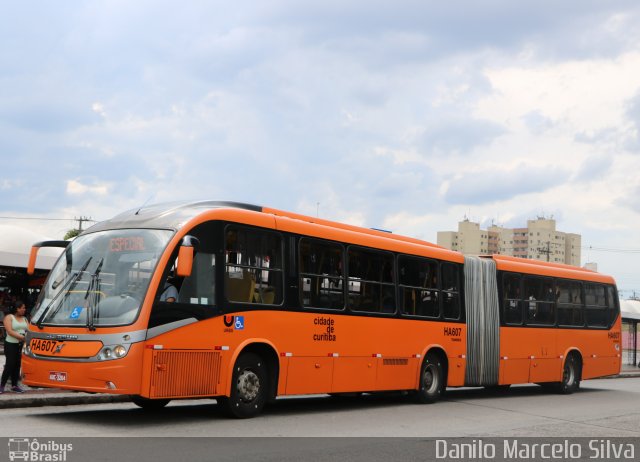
[1,1,640,295]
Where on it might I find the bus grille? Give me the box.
[150,350,222,398]
[383,358,409,366]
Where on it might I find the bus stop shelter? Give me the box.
[620,299,640,368]
[0,225,63,308]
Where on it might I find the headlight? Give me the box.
[99,344,129,360]
[114,345,127,358]
[97,344,129,361]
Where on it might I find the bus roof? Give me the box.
[488,254,615,284]
[85,200,463,262]
[86,201,261,233]
[84,201,615,283]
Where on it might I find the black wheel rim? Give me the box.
[424,363,438,394]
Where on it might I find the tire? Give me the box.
[131,395,171,410]
[218,352,268,418]
[413,352,445,404]
[557,354,581,394]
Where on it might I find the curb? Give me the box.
[609,373,640,379]
[0,393,131,409]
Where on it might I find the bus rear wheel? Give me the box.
[557,354,581,394]
[413,352,444,404]
[131,396,171,410]
[219,352,268,418]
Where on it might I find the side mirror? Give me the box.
[175,235,199,277]
[27,240,70,275]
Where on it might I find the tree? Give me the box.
[64,229,80,240]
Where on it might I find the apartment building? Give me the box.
[437,217,581,266]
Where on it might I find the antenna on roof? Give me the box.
[135,196,154,215]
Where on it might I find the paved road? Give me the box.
[3,378,640,438]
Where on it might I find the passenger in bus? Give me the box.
[528,295,537,318]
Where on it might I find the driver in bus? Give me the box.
[159,281,178,303]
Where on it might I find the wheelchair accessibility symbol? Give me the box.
[234,316,245,330]
[70,306,83,319]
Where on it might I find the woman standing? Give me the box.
[1,300,28,393]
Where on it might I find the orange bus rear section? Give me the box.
[22,201,621,416]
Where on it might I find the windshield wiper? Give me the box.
[36,257,93,329]
[85,258,104,331]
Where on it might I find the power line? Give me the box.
[0,215,97,232]
[0,216,83,221]
[582,245,640,254]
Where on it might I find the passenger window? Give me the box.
[556,280,583,327]
[523,276,555,325]
[441,262,461,320]
[225,227,283,305]
[502,273,522,325]
[299,239,344,310]
[398,255,439,318]
[585,283,608,327]
[607,285,619,325]
[347,248,395,313]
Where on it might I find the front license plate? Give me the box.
[49,371,67,382]
[30,339,59,355]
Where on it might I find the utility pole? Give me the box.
[75,216,91,232]
[537,241,552,262]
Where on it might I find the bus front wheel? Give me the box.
[219,352,268,418]
[413,352,444,404]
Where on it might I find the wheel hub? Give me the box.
[424,365,437,392]
[237,370,260,402]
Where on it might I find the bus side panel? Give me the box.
[445,357,466,387]
[375,357,420,391]
[499,327,558,384]
[331,357,377,393]
[135,311,466,398]
[528,328,561,383]
[285,356,334,394]
[559,318,622,380]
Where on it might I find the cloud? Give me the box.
[66,180,109,196]
[0,103,100,133]
[575,155,614,181]
[443,163,569,205]
[419,118,505,154]
[522,111,555,135]
[623,91,640,151]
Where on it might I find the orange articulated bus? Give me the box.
[24,201,621,417]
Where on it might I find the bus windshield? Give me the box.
[31,229,174,328]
